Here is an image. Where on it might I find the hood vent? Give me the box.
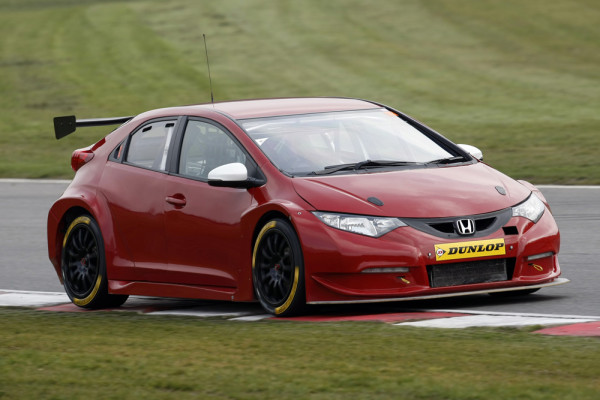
[367,196,384,206]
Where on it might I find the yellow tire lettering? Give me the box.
[73,276,102,306]
[252,221,277,270]
[63,216,91,247]
[275,266,299,315]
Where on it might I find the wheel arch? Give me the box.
[48,192,117,283]
[251,210,294,250]
[240,202,308,302]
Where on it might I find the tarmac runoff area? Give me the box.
[2,289,599,337]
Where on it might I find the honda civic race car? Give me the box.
[47,97,568,316]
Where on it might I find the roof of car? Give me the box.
[130,98,383,125]
[207,97,381,119]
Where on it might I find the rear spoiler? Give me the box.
[53,115,133,140]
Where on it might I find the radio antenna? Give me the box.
[203,34,214,105]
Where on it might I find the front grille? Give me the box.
[427,258,515,288]
[428,217,496,235]
[429,222,454,234]
[402,208,512,239]
[475,217,496,231]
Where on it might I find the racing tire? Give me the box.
[61,215,128,309]
[489,288,540,298]
[252,218,306,317]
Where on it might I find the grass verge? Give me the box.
[0,0,599,182]
[1,308,599,399]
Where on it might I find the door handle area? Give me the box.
[165,194,187,207]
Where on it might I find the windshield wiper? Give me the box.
[425,156,466,165]
[313,160,418,175]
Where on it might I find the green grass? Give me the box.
[0,0,599,182]
[1,308,599,399]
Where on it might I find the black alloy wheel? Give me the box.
[62,215,128,308]
[64,221,100,298]
[253,219,305,316]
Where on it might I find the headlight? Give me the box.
[512,193,545,223]
[312,212,406,237]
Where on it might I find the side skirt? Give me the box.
[108,280,237,302]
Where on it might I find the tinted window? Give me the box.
[126,120,176,171]
[179,120,247,179]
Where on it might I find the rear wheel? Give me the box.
[62,215,128,308]
[252,219,305,316]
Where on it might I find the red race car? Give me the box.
[48,97,568,316]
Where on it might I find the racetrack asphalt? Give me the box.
[1,179,599,335]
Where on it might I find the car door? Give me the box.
[162,117,256,288]
[99,118,177,281]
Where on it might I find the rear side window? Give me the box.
[178,120,247,179]
[126,120,176,171]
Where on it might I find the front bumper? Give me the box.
[293,206,563,303]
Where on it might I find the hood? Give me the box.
[292,163,531,218]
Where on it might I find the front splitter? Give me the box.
[308,277,570,305]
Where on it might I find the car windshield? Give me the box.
[240,108,455,175]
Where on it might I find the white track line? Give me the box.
[419,308,600,320]
[1,289,68,295]
[0,178,71,184]
[0,291,69,307]
[397,315,595,329]
[230,314,272,321]
[536,185,600,189]
[147,309,252,318]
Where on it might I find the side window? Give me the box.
[109,140,126,162]
[126,120,176,171]
[179,120,247,179]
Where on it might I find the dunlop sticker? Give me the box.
[435,238,506,261]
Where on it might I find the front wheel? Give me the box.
[62,215,128,308]
[252,219,305,316]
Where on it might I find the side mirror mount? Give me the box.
[207,163,265,188]
[458,144,483,161]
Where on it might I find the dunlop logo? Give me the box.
[435,238,506,261]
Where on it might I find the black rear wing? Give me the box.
[53,115,133,140]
